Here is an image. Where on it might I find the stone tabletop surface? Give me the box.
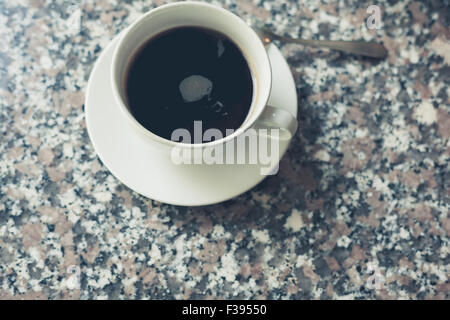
[0,0,449,300]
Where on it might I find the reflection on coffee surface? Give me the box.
[125,26,254,143]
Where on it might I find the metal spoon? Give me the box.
[254,26,388,59]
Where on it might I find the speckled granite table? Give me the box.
[0,0,449,300]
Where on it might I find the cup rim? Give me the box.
[111,1,272,149]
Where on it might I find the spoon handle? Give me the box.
[282,37,388,59]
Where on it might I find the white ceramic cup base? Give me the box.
[85,34,298,206]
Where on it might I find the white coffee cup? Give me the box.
[111,1,297,161]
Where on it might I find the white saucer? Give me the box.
[85,35,297,206]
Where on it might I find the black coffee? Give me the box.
[125,26,253,143]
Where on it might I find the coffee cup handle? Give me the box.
[251,105,298,140]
